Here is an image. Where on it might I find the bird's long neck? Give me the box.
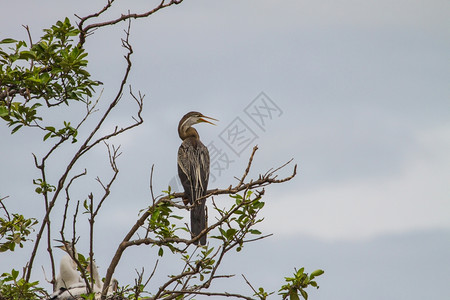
[66,246,77,261]
[179,126,199,140]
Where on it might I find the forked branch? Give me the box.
[101,145,296,298]
[77,0,185,46]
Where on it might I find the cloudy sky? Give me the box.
[1,0,449,299]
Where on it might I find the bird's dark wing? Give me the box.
[177,137,210,245]
[177,138,210,202]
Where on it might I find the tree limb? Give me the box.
[100,145,296,298]
[77,0,185,46]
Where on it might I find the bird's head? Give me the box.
[178,111,218,139]
[180,111,217,127]
[54,239,76,255]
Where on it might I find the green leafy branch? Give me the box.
[0,213,37,253]
[0,17,100,133]
[279,268,325,300]
[43,121,78,143]
[146,198,185,256]
[0,269,44,300]
[213,190,266,252]
[32,179,56,195]
[0,196,37,253]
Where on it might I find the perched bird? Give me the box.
[49,283,89,300]
[87,260,102,292]
[88,260,119,295]
[50,240,118,300]
[54,240,83,292]
[177,111,217,245]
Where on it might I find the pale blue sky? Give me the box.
[1,0,449,299]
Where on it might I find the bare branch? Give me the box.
[93,143,121,217]
[237,145,258,187]
[76,0,115,31]
[60,169,87,239]
[242,274,258,296]
[77,0,185,46]
[0,196,11,220]
[166,290,256,300]
[147,260,159,286]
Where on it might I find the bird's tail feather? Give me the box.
[191,199,206,245]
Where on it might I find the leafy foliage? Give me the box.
[279,268,324,300]
[0,17,100,134]
[145,188,185,256]
[0,212,37,253]
[0,269,44,300]
[213,191,264,252]
[32,179,56,195]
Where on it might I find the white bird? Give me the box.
[88,260,119,296]
[49,280,119,300]
[49,240,119,299]
[54,241,83,292]
[88,260,103,292]
[49,283,86,300]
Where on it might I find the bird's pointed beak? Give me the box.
[199,115,218,125]
[54,239,67,250]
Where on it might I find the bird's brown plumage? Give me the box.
[177,111,216,245]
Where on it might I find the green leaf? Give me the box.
[43,132,52,141]
[19,50,36,60]
[11,269,19,280]
[225,228,237,240]
[0,38,17,44]
[300,289,308,300]
[289,289,300,300]
[77,253,86,264]
[310,269,324,279]
[0,106,8,117]
[210,235,225,241]
[11,124,22,134]
[83,199,89,211]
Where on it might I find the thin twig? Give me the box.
[89,192,95,291]
[0,196,11,220]
[60,170,87,236]
[242,274,258,295]
[147,260,159,286]
[238,145,258,187]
